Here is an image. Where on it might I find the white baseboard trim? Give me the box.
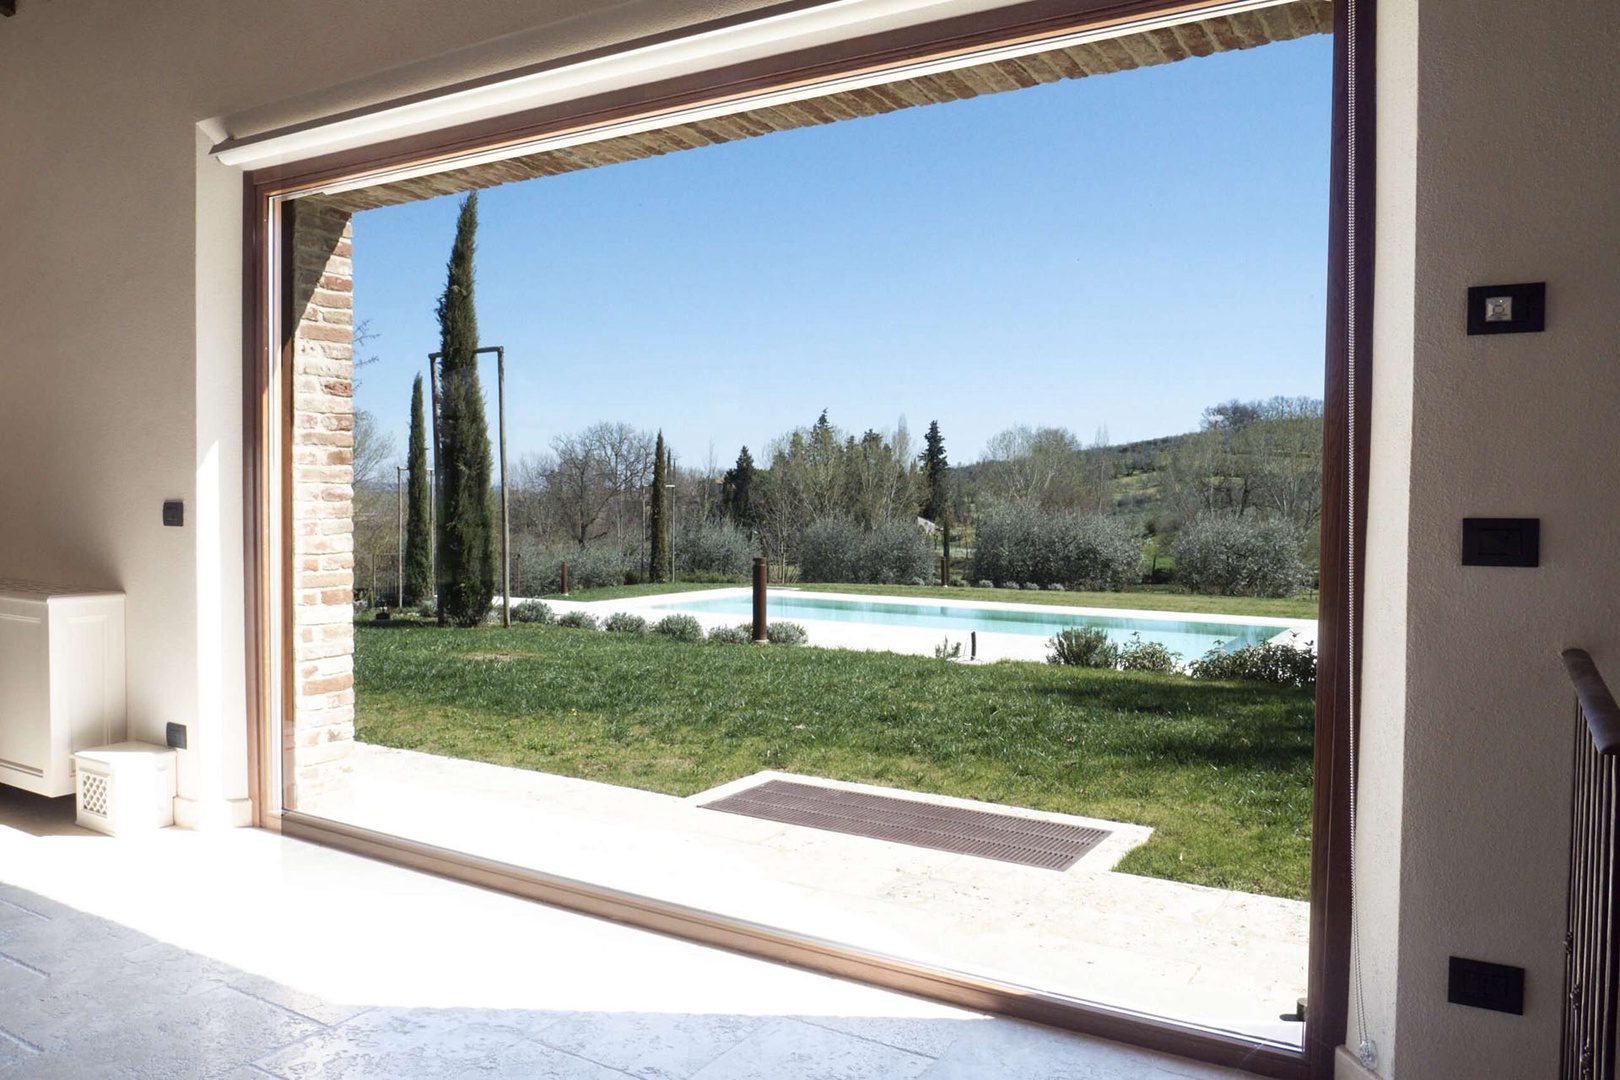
[1336,1045,1383,1080]
[173,796,253,830]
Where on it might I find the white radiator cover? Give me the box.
[73,742,176,835]
[0,579,127,797]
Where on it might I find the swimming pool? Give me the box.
[652,592,1295,659]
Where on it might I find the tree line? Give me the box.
[350,192,1326,612]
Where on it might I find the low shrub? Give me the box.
[976,580,994,590]
[798,517,933,585]
[706,624,752,645]
[910,577,928,587]
[1022,582,1042,592]
[674,519,757,579]
[1047,626,1119,668]
[1189,637,1316,686]
[679,570,747,584]
[604,612,648,634]
[736,620,808,646]
[1172,514,1305,598]
[970,504,1140,590]
[511,600,553,624]
[555,610,600,631]
[512,539,634,594]
[950,578,966,587]
[652,614,704,643]
[1118,633,1181,674]
[765,621,808,646]
[933,636,963,660]
[1045,583,1067,592]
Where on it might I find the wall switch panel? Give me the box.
[1462,518,1539,567]
[1448,956,1524,1015]
[1467,282,1545,335]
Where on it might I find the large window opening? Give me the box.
[258,2,1349,1073]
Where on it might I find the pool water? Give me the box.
[653,593,1292,659]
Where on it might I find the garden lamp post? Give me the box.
[396,465,405,608]
[665,482,675,582]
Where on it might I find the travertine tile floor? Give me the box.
[326,746,1308,1046]
[0,787,1255,1079]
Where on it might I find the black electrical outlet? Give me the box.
[1467,282,1545,335]
[165,722,188,750]
[162,500,184,528]
[1448,956,1524,1015]
[1462,518,1539,567]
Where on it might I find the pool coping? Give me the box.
[531,586,1316,660]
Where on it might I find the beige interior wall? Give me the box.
[1355,0,1620,1076]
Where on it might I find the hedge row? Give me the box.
[969,505,1139,590]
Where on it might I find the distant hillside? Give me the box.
[954,427,1200,525]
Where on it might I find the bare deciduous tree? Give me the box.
[977,425,1086,508]
[351,410,396,492]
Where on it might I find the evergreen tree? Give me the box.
[433,193,497,626]
[403,374,433,605]
[920,420,950,522]
[649,431,670,583]
[721,446,756,528]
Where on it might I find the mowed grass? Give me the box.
[795,582,1321,621]
[355,623,1315,899]
[535,581,739,602]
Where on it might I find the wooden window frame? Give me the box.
[241,0,1373,1075]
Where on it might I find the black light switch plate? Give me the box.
[1467,282,1545,335]
[166,723,187,750]
[1462,518,1539,567]
[162,500,184,527]
[1449,956,1524,1015]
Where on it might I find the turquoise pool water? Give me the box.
[653,593,1293,659]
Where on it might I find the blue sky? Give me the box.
[351,35,1331,472]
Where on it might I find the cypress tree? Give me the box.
[403,374,433,606]
[920,420,949,522]
[721,446,756,528]
[433,193,497,626]
[649,431,670,583]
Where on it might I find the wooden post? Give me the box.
[942,516,952,586]
[561,561,570,596]
[752,557,769,643]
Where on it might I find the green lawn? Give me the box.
[534,580,740,602]
[796,582,1320,620]
[355,623,1315,899]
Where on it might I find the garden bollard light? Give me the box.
[752,557,769,643]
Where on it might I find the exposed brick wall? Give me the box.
[288,199,356,811]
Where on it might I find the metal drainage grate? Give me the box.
[702,779,1109,871]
